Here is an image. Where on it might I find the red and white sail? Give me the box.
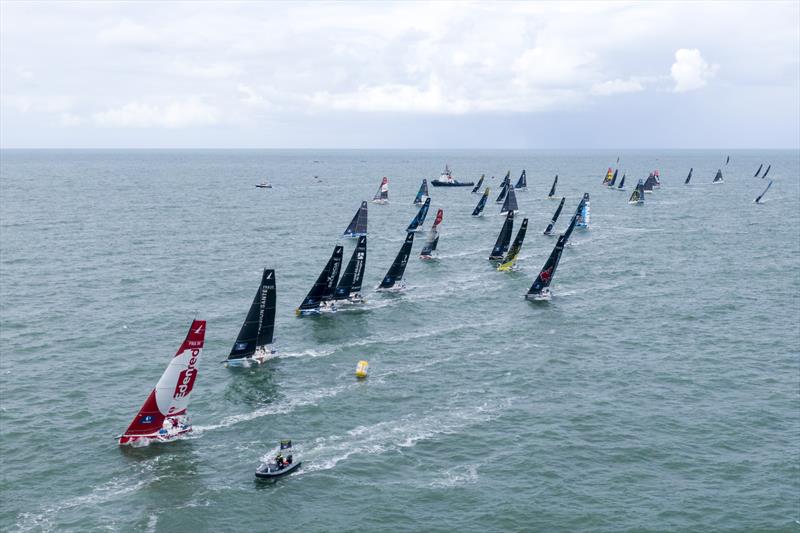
[119,319,206,445]
[431,208,443,229]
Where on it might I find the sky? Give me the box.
[1,1,798,149]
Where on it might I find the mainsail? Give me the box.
[617,173,626,189]
[414,179,429,205]
[575,193,590,228]
[755,181,773,203]
[500,186,519,215]
[643,173,658,192]
[543,197,565,235]
[420,209,443,259]
[495,181,509,203]
[548,174,558,198]
[609,169,618,187]
[489,211,514,260]
[472,187,490,216]
[629,179,645,203]
[407,197,431,232]
[498,218,528,271]
[334,236,367,300]
[762,165,771,179]
[471,174,485,193]
[343,201,368,237]
[726,155,730,165]
[515,170,527,189]
[685,168,693,185]
[297,245,344,312]
[713,169,724,183]
[378,232,414,289]
[372,177,389,203]
[754,164,763,177]
[602,167,614,186]
[119,320,206,445]
[525,233,568,300]
[228,269,276,362]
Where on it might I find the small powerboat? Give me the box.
[431,165,474,187]
[255,182,273,188]
[255,460,301,480]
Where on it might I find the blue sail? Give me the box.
[407,197,431,232]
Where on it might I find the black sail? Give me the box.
[343,201,368,237]
[228,269,277,360]
[378,232,415,289]
[298,245,344,310]
[762,164,771,179]
[643,174,657,191]
[471,174,485,193]
[713,169,724,183]
[472,188,489,216]
[548,174,558,197]
[500,186,518,214]
[495,182,509,203]
[754,163,763,177]
[489,211,514,260]
[543,197,565,235]
[617,173,626,189]
[407,197,431,232]
[502,218,528,264]
[527,233,567,296]
[685,168,693,185]
[629,179,645,203]
[515,170,527,189]
[334,236,367,300]
[755,180,773,203]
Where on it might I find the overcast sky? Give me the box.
[1,1,798,149]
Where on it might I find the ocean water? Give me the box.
[1,149,798,532]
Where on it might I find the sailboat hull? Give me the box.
[375,282,406,292]
[525,289,551,301]
[225,346,276,367]
[431,181,474,187]
[119,424,192,446]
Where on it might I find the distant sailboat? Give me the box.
[377,232,414,291]
[226,269,276,367]
[575,193,590,228]
[471,174,485,193]
[419,209,443,260]
[525,233,568,302]
[543,197,565,235]
[406,197,431,232]
[342,201,368,238]
[413,179,429,205]
[754,164,763,177]
[602,167,614,186]
[372,177,389,204]
[489,211,514,261]
[643,172,660,192]
[547,175,558,198]
[762,164,771,179]
[118,320,206,445]
[754,181,773,204]
[498,218,528,271]
[472,187,490,217]
[296,245,344,315]
[608,169,618,187]
[514,170,527,190]
[333,236,367,304]
[726,155,730,165]
[712,169,724,184]
[617,173,626,190]
[629,180,645,204]
[500,186,519,215]
[495,181,509,203]
[685,168,693,185]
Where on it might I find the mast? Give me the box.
[500,186,519,215]
[407,197,431,232]
[228,269,276,361]
[419,209,443,258]
[119,320,206,444]
[297,245,344,312]
[618,173,626,189]
[762,165,771,179]
[548,175,558,197]
[489,211,514,260]
[514,170,527,189]
[414,179,429,205]
[754,164,763,177]
[685,168,693,185]
[334,236,367,300]
[471,174,485,193]
[498,218,528,271]
[378,232,415,289]
[755,181,773,203]
[543,197,565,235]
[343,201,368,237]
[472,187,489,216]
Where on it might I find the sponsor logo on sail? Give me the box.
[174,348,200,399]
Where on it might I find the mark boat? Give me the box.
[256,440,301,480]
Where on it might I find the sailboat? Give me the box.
[608,169,619,187]
[525,210,579,301]
[543,197,565,235]
[118,320,206,445]
[372,177,389,204]
[762,165,771,179]
[500,186,519,215]
[514,170,527,190]
[419,209,443,260]
[226,269,276,367]
[726,155,730,165]
[497,218,528,271]
[377,232,414,291]
[255,181,273,189]
[489,211,514,261]
[471,174,485,194]
[643,173,659,192]
[296,245,344,315]
[575,193,590,228]
[685,168,693,185]
[472,187,490,217]
[342,201,368,238]
[602,167,614,186]
[547,175,558,198]
[406,197,431,232]
[754,181,773,204]
[495,181,509,203]
[413,179,429,205]
[712,169,724,184]
[334,236,367,304]
[754,164,763,177]
[617,173,626,190]
[629,179,645,204]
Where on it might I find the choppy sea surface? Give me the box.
[1,149,798,532]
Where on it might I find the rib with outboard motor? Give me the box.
[118,320,206,445]
[256,440,301,480]
[498,218,528,271]
[420,209,443,260]
[296,245,343,315]
[372,177,389,204]
[489,211,514,260]
[547,174,558,198]
[377,232,414,291]
[471,174,485,193]
[343,201,368,238]
[472,187,490,217]
[226,269,276,367]
[543,197,565,235]
[407,197,431,232]
[334,236,367,304]
[413,179,429,205]
[500,186,519,215]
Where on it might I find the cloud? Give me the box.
[96,19,159,47]
[591,78,645,96]
[670,48,717,92]
[92,100,220,128]
[59,112,84,126]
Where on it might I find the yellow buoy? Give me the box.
[355,360,369,379]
